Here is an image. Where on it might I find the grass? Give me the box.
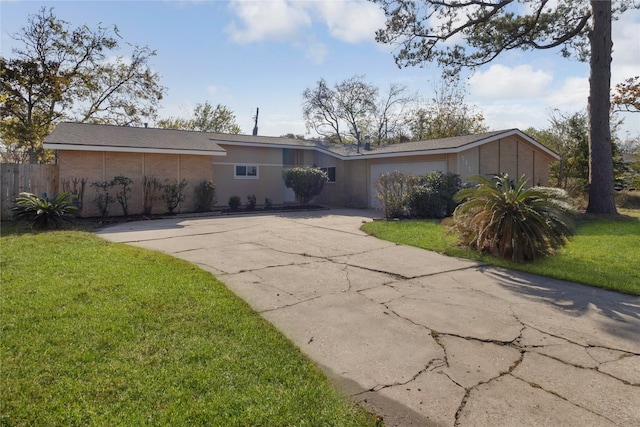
[361,209,640,296]
[0,227,378,426]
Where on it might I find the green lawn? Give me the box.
[0,228,377,426]
[361,209,640,296]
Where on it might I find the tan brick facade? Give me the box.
[53,128,557,214]
[58,151,217,217]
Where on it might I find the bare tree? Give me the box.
[372,82,414,144]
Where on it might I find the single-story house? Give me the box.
[44,122,559,217]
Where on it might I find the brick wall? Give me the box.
[57,151,216,217]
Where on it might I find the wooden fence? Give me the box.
[1,164,59,220]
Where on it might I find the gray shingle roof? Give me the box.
[44,122,227,155]
[44,122,558,160]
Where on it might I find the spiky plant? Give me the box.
[12,192,78,229]
[452,174,576,261]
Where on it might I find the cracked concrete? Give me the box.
[99,208,640,426]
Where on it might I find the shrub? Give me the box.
[228,196,241,211]
[142,176,162,215]
[162,179,188,214]
[452,174,575,262]
[408,171,462,218]
[194,180,217,212]
[61,177,87,214]
[374,171,417,218]
[615,190,640,210]
[282,167,328,205]
[90,181,113,217]
[111,175,133,216]
[246,194,257,210]
[264,198,273,210]
[12,192,78,229]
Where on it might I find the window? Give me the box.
[235,164,258,179]
[319,166,336,183]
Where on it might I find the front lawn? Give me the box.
[361,209,640,296]
[0,229,377,426]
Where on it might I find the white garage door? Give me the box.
[369,161,447,208]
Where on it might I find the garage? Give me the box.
[369,161,447,208]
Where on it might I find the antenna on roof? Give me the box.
[252,108,259,136]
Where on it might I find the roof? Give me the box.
[44,122,227,156]
[44,122,559,160]
[209,128,559,160]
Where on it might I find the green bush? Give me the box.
[142,176,162,215]
[194,180,217,212]
[90,181,113,217]
[111,175,133,216]
[615,190,640,209]
[61,177,87,214]
[246,194,257,210]
[452,174,575,262]
[264,198,273,210]
[228,196,241,211]
[282,167,328,205]
[374,171,417,218]
[12,192,78,229]
[162,179,188,214]
[408,171,461,218]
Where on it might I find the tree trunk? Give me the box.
[586,0,617,214]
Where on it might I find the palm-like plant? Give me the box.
[452,174,575,261]
[12,192,78,229]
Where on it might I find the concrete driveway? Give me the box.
[98,209,640,426]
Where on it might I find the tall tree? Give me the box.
[303,75,411,145]
[407,78,487,140]
[303,76,378,145]
[157,102,241,134]
[372,82,414,144]
[334,75,378,145]
[302,79,343,143]
[0,7,165,163]
[373,0,637,214]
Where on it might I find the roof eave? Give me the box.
[43,143,227,156]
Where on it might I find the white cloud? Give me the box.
[302,40,328,64]
[313,1,386,44]
[206,85,234,102]
[545,77,589,111]
[225,0,311,44]
[469,64,554,99]
[612,8,640,85]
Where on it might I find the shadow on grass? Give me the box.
[485,267,640,342]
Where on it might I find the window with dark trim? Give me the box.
[235,164,258,179]
[320,166,336,182]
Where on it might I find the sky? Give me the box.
[1,0,639,140]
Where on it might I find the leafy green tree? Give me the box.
[0,7,165,163]
[526,111,589,192]
[282,167,328,205]
[157,101,241,134]
[374,0,638,214]
[452,174,575,262]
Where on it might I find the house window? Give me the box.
[319,166,336,182]
[235,164,258,179]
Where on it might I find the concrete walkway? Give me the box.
[98,209,640,426]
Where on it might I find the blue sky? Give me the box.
[1,0,639,139]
